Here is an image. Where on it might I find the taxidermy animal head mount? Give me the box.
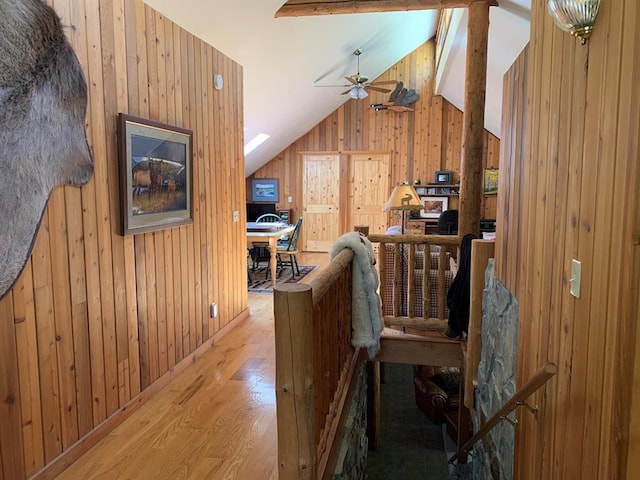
[0,0,94,299]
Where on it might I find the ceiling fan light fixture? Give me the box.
[349,86,368,100]
[547,0,601,44]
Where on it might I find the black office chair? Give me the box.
[438,209,459,235]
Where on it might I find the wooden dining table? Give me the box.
[246,222,296,286]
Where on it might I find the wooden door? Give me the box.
[301,154,343,252]
[349,153,390,235]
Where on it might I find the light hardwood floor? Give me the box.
[56,252,329,480]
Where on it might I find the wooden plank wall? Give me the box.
[495,46,528,291]
[250,40,500,226]
[0,1,247,478]
[495,1,640,478]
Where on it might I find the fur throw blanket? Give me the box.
[331,232,383,358]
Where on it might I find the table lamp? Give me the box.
[383,183,423,233]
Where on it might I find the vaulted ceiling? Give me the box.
[143,0,530,175]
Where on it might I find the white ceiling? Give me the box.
[436,0,530,135]
[144,0,530,176]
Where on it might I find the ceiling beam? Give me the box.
[275,0,498,17]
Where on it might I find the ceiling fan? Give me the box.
[317,48,398,99]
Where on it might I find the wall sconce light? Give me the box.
[213,73,223,90]
[547,0,602,45]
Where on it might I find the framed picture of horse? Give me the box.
[117,114,193,235]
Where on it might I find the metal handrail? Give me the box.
[448,361,558,463]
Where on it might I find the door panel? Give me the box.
[302,154,341,252]
[349,153,390,235]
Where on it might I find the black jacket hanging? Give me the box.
[445,233,477,338]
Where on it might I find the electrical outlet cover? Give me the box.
[570,259,581,298]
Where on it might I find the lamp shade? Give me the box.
[547,0,601,44]
[384,184,423,211]
[349,86,369,99]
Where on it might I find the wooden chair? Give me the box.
[255,213,282,223]
[268,216,303,279]
[251,213,282,269]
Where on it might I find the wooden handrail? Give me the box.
[309,248,353,303]
[448,361,558,463]
[368,233,460,246]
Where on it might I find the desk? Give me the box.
[246,222,295,286]
[407,219,439,234]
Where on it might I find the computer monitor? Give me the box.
[246,203,276,222]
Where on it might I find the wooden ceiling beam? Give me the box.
[275,0,498,17]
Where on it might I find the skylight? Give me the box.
[244,133,270,155]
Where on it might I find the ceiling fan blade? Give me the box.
[344,76,358,85]
[368,80,399,86]
[340,88,353,95]
[366,85,392,93]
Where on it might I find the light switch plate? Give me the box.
[570,259,582,298]
[232,210,240,222]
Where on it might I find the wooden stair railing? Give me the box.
[368,233,460,329]
[274,248,358,480]
[448,361,559,463]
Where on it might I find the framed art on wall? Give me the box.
[434,170,453,184]
[484,167,499,195]
[251,178,280,203]
[117,113,193,235]
[419,196,448,218]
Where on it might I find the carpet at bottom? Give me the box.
[247,265,316,292]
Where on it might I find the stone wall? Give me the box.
[473,259,519,479]
[332,362,368,480]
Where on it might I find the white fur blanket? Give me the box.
[331,232,383,358]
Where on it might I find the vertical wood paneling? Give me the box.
[617,3,640,479]
[0,293,25,480]
[13,262,45,477]
[0,1,247,477]
[496,0,640,478]
[98,0,129,409]
[48,187,79,449]
[252,40,500,225]
[121,0,142,402]
[32,216,63,463]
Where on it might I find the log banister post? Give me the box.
[458,0,490,238]
[274,284,316,480]
[465,239,495,408]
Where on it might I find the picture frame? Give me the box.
[251,178,280,203]
[484,167,499,195]
[434,170,453,185]
[419,196,449,218]
[117,113,193,236]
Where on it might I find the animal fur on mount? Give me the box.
[0,0,93,299]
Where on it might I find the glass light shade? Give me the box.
[349,86,369,99]
[384,184,422,211]
[547,0,601,44]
